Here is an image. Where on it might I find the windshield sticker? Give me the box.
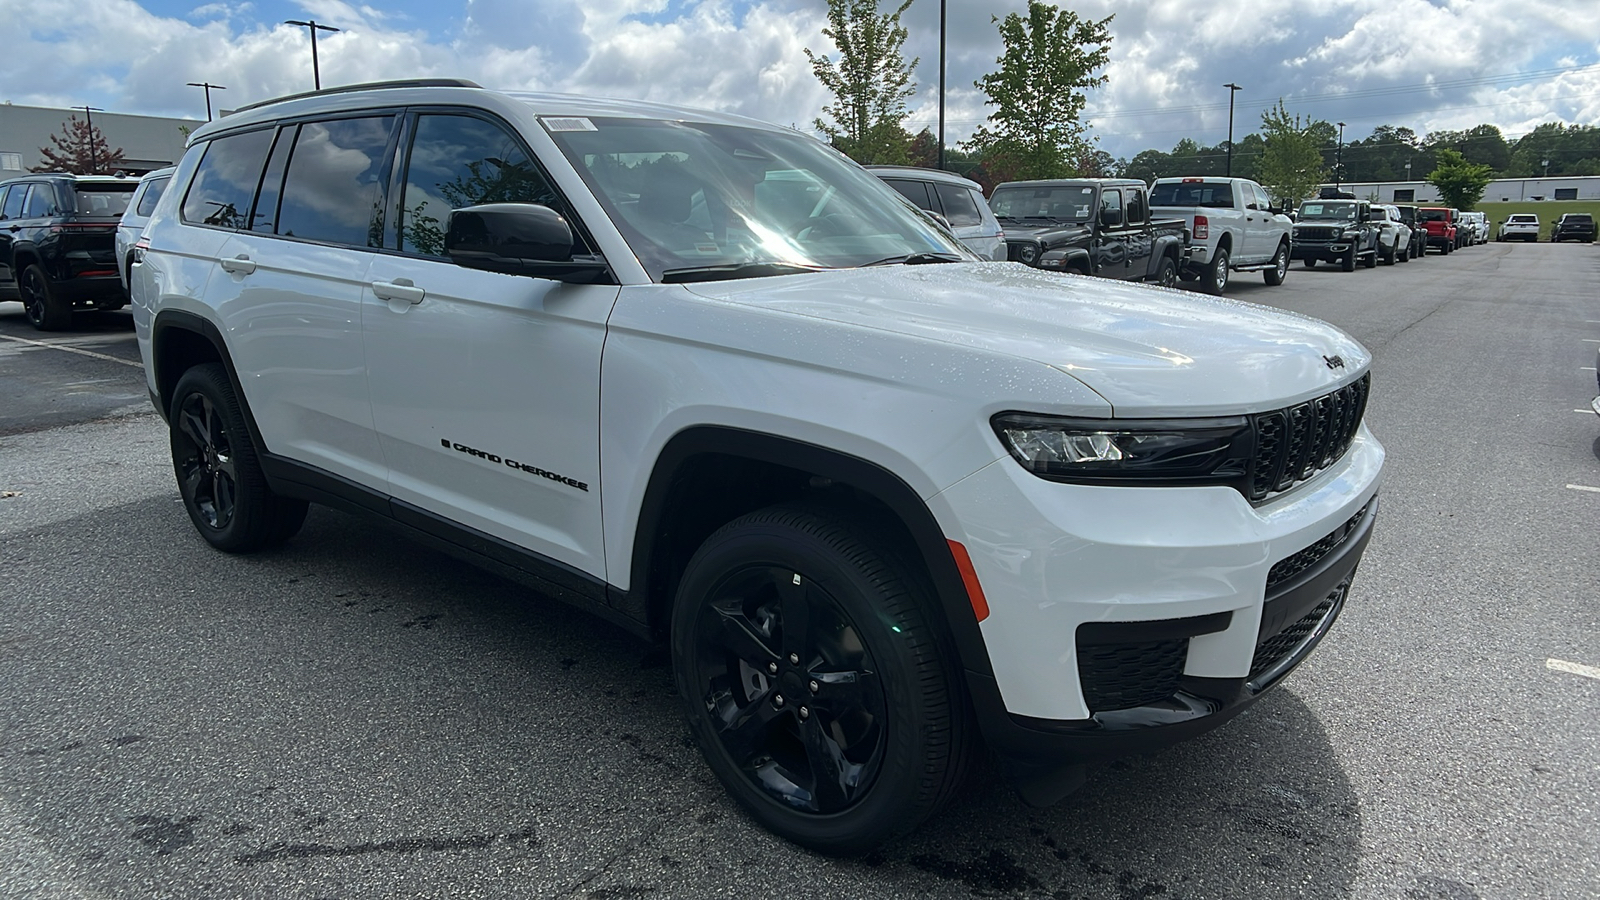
[1076,205,1091,217]
[695,243,721,254]
[1302,204,1324,216]
[542,117,598,132]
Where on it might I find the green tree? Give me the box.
[1425,124,1510,175]
[805,0,919,165]
[33,115,125,174]
[963,2,1113,181]
[1256,100,1326,208]
[1426,148,1493,210]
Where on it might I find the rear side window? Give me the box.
[135,176,172,217]
[934,183,982,227]
[1123,187,1147,225]
[0,185,23,219]
[276,116,395,246]
[25,184,59,217]
[396,113,563,258]
[183,129,275,229]
[883,179,932,209]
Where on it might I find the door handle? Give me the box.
[372,278,425,305]
[219,254,256,275]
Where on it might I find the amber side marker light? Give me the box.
[946,540,990,622]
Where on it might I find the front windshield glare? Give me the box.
[1298,202,1356,221]
[543,116,972,281]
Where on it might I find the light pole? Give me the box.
[1223,82,1242,177]
[74,105,104,174]
[937,0,945,170]
[1542,158,1550,178]
[1335,121,1347,190]
[1405,159,1412,183]
[285,19,340,91]
[186,82,227,121]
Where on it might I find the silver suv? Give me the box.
[868,165,1006,260]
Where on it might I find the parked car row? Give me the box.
[0,172,140,329]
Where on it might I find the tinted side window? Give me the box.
[0,186,21,219]
[1101,189,1123,220]
[884,179,932,209]
[397,114,562,258]
[1124,187,1147,224]
[934,183,982,227]
[276,116,395,246]
[135,176,172,217]
[25,183,59,217]
[251,126,296,234]
[183,129,275,229]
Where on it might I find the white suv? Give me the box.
[131,80,1384,853]
[1497,214,1539,242]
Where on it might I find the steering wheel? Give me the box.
[791,213,863,240]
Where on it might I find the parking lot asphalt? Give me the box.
[2,242,1597,899]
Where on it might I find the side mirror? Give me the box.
[446,203,608,283]
[1099,207,1123,228]
[926,210,953,231]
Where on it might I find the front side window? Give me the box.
[883,179,932,210]
[398,114,561,258]
[1100,189,1123,221]
[182,129,275,230]
[276,116,395,246]
[934,183,982,227]
[546,117,968,280]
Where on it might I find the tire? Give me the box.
[1381,244,1396,265]
[1342,248,1357,272]
[1153,254,1177,288]
[1398,243,1409,263]
[19,265,72,331]
[1204,246,1229,295]
[1304,258,1317,268]
[169,364,309,553]
[671,504,973,854]
[1264,242,1289,286]
[1362,248,1378,268]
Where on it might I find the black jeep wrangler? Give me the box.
[988,178,1188,286]
[1291,199,1383,271]
[0,173,138,330]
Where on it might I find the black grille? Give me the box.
[1250,582,1347,679]
[1266,500,1371,592]
[1248,374,1369,502]
[1077,638,1187,713]
[1296,226,1340,241]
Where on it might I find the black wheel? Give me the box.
[1264,243,1289,286]
[1398,243,1410,263]
[1362,249,1378,268]
[1204,247,1229,294]
[170,364,308,552]
[1303,258,1317,268]
[1153,254,1177,288]
[1382,244,1396,265]
[672,504,972,854]
[1342,248,1357,272]
[19,265,72,331]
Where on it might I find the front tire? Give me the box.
[170,364,308,552]
[19,265,72,331]
[1304,258,1317,268]
[1363,248,1378,268]
[1264,243,1289,286]
[1342,248,1357,272]
[671,504,972,854]
[1204,247,1229,295]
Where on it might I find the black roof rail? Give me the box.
[231,78,483,115]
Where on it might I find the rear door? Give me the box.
[0,184,23,292]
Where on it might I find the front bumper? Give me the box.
[931,426,1384,801]
[1291,241,1351,262]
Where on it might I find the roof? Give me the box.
[993,178,1146,189]
[863,165,982,189]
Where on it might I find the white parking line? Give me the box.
[0,333,142,368]
[1566,484,1600,493]
[1586,339,1600,344]
[1547,658,1600,681]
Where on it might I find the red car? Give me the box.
[1417,207,1458,254]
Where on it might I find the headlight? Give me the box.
[1340,230,1358,239]
[992,413,1253,485]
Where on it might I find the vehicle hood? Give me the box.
[682,263,1369,417]
[999,222,1091,247]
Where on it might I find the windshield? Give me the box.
[544,117,971,281]
[1507,215,1537,223]
[1297,202,1356,222]
[1417,209,1449,222]
[987,185,1096,223]
[1149,182,1233,208]
[73,184,135,218]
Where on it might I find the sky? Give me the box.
[1,0,1598,161]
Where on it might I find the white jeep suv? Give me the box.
[131,80,1384,853]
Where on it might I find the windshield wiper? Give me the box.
[661,262,822,283]
[860,252,964,267]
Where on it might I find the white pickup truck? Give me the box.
[1150,177,1294,294]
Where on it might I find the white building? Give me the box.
[1319,175,1600,204]
[0,103,204,176]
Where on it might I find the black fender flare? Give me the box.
[149,309,269,456]
[1056,247,1091,275]
[628,425,997,682]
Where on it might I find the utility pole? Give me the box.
[74,105,104,174]
[186,82,227,121]
[937,0,946,170]
[1223,83,1242,177]
[285,19,340,90]
[1335,121,1347,190]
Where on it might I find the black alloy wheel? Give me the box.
[170,364,308,552]
[672,505,972,853]
[19,265,71,331]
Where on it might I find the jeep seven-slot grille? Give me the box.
[1296,226,1341,241]
[1248,374,1369,502]
[1250,582,1348,679]
[1265,501,1371,592]
[1077,638,1188,713]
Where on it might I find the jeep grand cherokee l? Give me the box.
[0,172,138,329]
[131,79,1385,853]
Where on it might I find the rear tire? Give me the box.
[169,364,309,552]
[1264,243,1289,286]
[1303,258,1317,268]
[19,265,72,331]
[1204,247,1229,295]
[671,504,973,855]
[1153,254,1178,288]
